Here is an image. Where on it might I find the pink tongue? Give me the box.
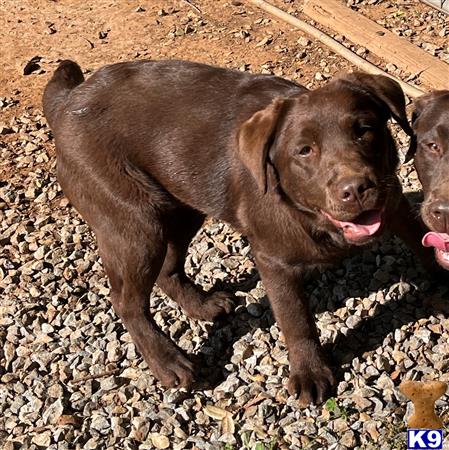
[323,210,382,239]
[422,232,449,252]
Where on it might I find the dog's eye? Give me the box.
[355,124,373,139]
[426,142,440,153]
[297,146,313,157]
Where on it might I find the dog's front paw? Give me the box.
[150,344,195,388]
[288,351,336,407]
[189,291,235,322]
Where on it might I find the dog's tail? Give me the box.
[43,60,84,128]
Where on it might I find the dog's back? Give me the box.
[43,59,302,217]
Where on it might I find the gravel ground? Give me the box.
[1,1,449,449]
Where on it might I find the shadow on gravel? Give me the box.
[331,277,449,380]
[192,273,276,390]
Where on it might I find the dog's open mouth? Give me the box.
[323,209,383,242]
[422,232,449,269]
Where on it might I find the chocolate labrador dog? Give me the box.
[43,60,427,405]
[407,91,449,270]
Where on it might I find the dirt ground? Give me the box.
[2,0,329,109]
[1,0,447,110]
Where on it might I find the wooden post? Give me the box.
[247,0,425,97]
[303,0,449,91]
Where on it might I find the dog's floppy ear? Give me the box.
[404,134,417,163]
[237,98,285,192]
[404,91,443,163]
[342,72,412,136]
[404,94,431,164]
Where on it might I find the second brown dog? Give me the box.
[408,91,449,270]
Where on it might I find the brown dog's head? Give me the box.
[238,72,410,245]
[407,90,449,268]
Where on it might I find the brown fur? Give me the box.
[408,91,449,268]
[43,60,431,405]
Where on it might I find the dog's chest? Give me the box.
[244,214,351,267]
[282,228,351,266]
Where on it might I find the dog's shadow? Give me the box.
[193,192,449,391]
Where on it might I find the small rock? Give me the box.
[297,37,311,46]
[247,303,263,317]
[32,430,51,447]
[150,433,170,449]
[23,56,42,75]
[91,414,110,433]
[42,398,64,424]
[0,123,13,134]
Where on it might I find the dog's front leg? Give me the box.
[254,251,335,406]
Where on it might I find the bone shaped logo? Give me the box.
[399,380,447,429]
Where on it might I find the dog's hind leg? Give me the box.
[96,217,196,388]
[53,115,202,387]
[156,208,234,322]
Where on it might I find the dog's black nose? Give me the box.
[338,177,376,205]
[429,201,449,233]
